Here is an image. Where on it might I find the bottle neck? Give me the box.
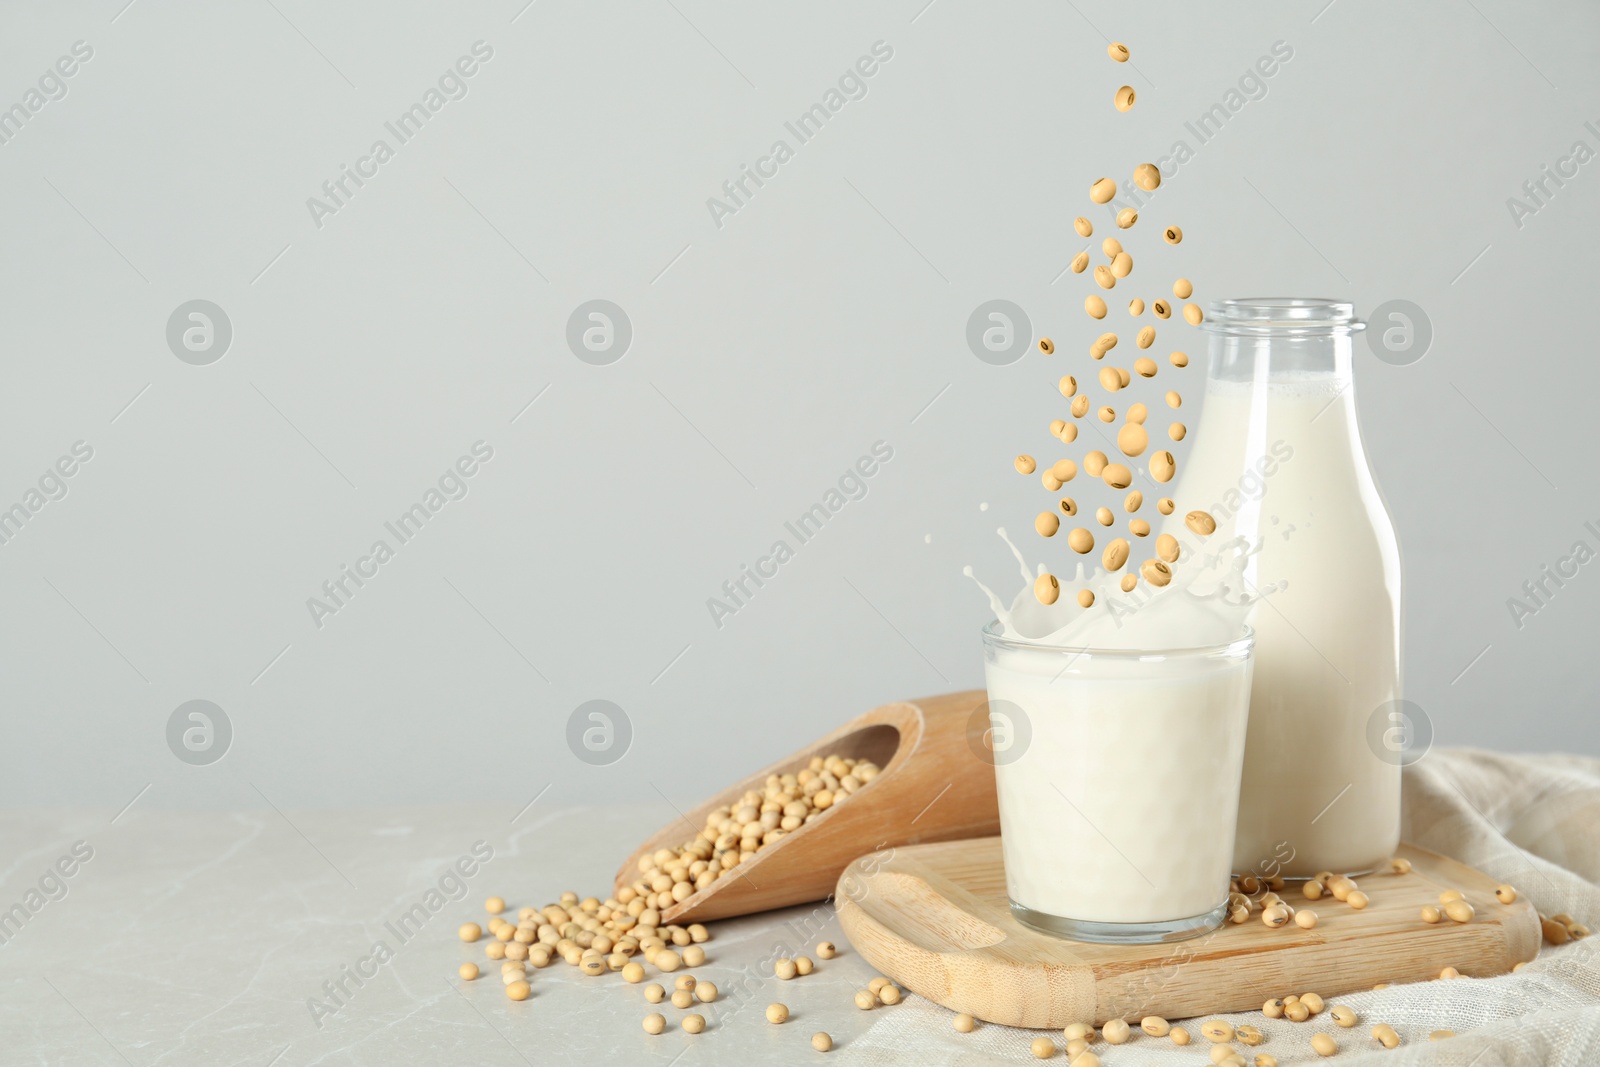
[1206,332,1355,385]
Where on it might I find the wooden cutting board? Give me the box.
[835,838,1540,1028]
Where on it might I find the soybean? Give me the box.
[1102,1019,1131,1044]
[1108,42,1129,62]
[1184,303,1204,325]
[1330,1005,1357,1028]
[1102,463,1133,489]
[1150,451,1176,482]
[1038,337,1055,355]
[1116,208,1138,229]
[1185,510,1216,535]
[1295,909,1319,929]
[1117,423,1148,457]
[1164,226,1183,245]
[1051,458,1078,482]
[1099,366,1122,392]
[1134,163,1161,191]
[812,1032,833,1052]
[1142,1016,1170,1037]
[1137,326,1156,348]
[695,981,718,1003]
[1102,237,1122,258]
[1092,331,1118,357]
[643,1012,666,1034]
[1348,891,1370,910]
[1059,375,1077,398]
[1311,1034,1337,1057]
[1129,518,1150,537]
[1103,538,1130,572]
[1134,357,1157,378]
[1076,589,1094,608]
[1445,899,1475,923]
[1031,1036,1056,1059]
[1114,85,1136,112]
[1372,1024,1400,1049]
[954,1013,976,1032]
[854,990,877,1010]
[1127,403,1147,425]
[1128,298,1145,315]
[1091,178,1117,203]
[1170,350,1189,367]
[645,983,666,1003]
[682,1014,706,1034]
[1015,454,1036,475]
[1111,251,1132,278]
[1158,497,1175,515]
[1166,390,1182,408]
[1083,451,1108,476]
[1098,405,1115,423]
[1072,251,1090,273]
[459,923,483,943]
[1094,265,1116,290]
[1141,558,1172,587]
[1096,506,1114,526]
[1152,300,1172,319]
[1074,217,1093,237]
[506,980,531,1001]
[1060,498,1078,515]
[672,989,694,1008]
[1156,533,1180,562]
[1120,574,1138,592]
[767,1003,790,1024]
[1201,1020,1235,1043]
[1034,573,1061,605]
[1173,278,1194,299]
[1085,295,1107,319]
[1068,528,1094,553]
[1124,489,1143,511]
[1496,884,1517,904]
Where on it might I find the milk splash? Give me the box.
[966,523,1275,651]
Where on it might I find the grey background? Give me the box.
[3,0,1597,814]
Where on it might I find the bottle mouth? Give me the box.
[1202,298,1366,337]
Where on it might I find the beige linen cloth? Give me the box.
[841,750,1600,1066]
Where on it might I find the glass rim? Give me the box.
[982,619,1254,660]
[1202,297,1367,338]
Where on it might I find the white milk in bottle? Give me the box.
[1167,299,1402,878]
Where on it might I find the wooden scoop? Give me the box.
[615,690,1000,923]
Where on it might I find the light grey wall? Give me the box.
[2,0,1596,812]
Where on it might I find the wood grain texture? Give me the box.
[836,838,1541,1028]
[615,690,1001,923]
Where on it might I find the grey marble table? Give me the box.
[0,803,1007,1066]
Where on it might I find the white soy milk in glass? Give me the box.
[982,625,1253,941]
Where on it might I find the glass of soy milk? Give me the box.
[982,622,1254,943]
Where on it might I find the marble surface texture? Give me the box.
[0,803,957,1066]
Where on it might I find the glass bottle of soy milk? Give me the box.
[1172,299,1402,878]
